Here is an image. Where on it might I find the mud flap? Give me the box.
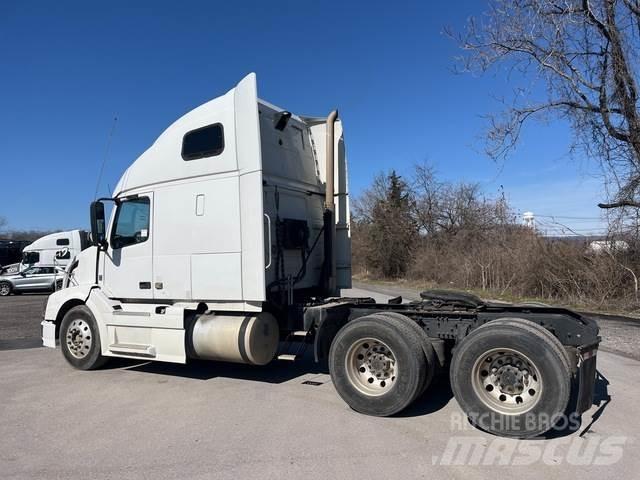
[576,344,598,415]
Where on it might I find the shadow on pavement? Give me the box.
[397,374,454,417]
[113,351,330,385]
[578,370,612,437]
[542,369,611,439]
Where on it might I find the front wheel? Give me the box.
[450,319,572,438]
[0,281,12,296]
[329,315,427,416]
[60,305,108,370]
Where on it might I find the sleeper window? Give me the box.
[182,123,224,160]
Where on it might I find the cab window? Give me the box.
[22,251,40,264]
[111,197,150,249]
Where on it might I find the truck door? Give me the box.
[102,193,154,299]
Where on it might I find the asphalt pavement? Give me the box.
[0,289,638,479]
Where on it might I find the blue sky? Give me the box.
[0,0,606,235]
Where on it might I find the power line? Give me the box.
[535,214,603,220]
[94,116,118,200]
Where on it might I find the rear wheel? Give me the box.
[329,315,426,416]
[60,305,108,370]
[0,281,11,296]
[369,311,437,397]
[450,319,571,438]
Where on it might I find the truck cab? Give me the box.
[44,73,349,363]
[1,230,90,275]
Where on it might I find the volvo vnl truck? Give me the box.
[1,230,89,275]
[42,74,600,438]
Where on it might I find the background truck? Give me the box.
[0,230,89,275]
[42,74,600,438]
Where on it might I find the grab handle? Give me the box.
[264,213,272,269]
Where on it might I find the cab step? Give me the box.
[277,353,299,361]
[109,343,156,357]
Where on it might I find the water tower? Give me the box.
[523,211,535,228]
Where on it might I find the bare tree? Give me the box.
[452,0,640,206]
[0,216,7,234]
[412,163,512,236]
[352,165,640,309]
[353,171,418,278]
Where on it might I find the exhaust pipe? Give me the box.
[325,110,338,212]
[324,110,338,295]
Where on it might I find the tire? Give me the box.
[329,315,426,416]
[488,318,573,373]
[450,319,572,438]
[0,281,12,296]
[369,312,437,397]
[59,305,108,370]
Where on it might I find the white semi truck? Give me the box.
[42,74,600,438]
[1,230,89,275]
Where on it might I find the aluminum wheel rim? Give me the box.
[345,337,398,396]
[471,347,542,415]
[0,283,9,295]
[66,319,93,359]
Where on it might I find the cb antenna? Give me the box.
[94,116,118,200]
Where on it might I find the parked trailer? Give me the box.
[0,239,30,270]
[42,74,599,438]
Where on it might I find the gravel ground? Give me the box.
[0,294,47,350]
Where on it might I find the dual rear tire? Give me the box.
[450,318,572,438]
[329,314,573,438]
[329,313,435,417]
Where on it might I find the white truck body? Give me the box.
[2,230,88,274]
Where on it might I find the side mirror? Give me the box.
[90,201,108,248]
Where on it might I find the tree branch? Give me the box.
[598,200,640,208]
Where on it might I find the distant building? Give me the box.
[587,240,629,254]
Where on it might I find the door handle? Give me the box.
[139,282,151,290]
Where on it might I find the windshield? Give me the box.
[22,251,40,265]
